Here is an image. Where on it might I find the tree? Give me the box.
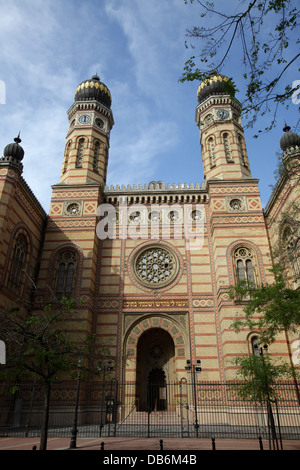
[230,264,300,343]
[233,349,293,449]
[234,349,292,402]
[181,0,300,133]
[230,264,300,403]
[0,298,97,450]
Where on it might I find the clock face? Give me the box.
[79,114,91,124]
[217,109,229,120]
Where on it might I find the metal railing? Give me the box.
[0,380,299,442]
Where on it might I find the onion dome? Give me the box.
[280,124,300,151]
[3,134,24,161]
[197,73,236,104]
[74,74,111,108]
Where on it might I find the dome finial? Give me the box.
[92,72,100,81]
[2,133,25,163]
[14,132,21,144]
[280,123,300,151]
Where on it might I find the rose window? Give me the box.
[133,245,178,288]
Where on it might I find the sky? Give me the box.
[0,0,299,213]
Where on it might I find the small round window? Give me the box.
[230,199,242,211]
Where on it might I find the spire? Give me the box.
[14,132,22,144]
[0,133,24,173]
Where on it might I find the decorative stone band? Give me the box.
[104,181,205,192]
[103,182,208,205]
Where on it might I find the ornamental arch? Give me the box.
[123,314,189,385]
[226,239,267,286]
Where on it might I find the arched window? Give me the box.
[233,246,256,287]
[251,336,260,356]
[63,141,71,173]
[283,226,294,252]
[76,138,84,168]
[223,133,232,162]
[93,140,100,171]
[282,225,300,280]
[238,135,246,165]
[54,250,77,298]
[292,240,300,279]
[208,137,216,167]
[7,234,28,294]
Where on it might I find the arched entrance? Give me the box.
[136,328,175,411]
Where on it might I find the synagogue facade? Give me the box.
[0,74,299,401]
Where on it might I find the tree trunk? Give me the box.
[285,330,300,406]
[40,382,51,450]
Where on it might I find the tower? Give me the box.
[195,74,251,182]
[0,135,46,311]
[0,136,26,301]
[60,74,114,187]
[37,75,114,346]
[195,74,272,380]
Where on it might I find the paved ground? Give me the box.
[0,436,299,451]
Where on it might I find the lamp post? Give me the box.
[69,359,82,449]
[185,359,201,437]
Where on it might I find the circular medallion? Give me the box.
[230,199,242,211]
[66,202,80,215]
[191,209,202,221]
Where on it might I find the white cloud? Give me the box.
[0,0,296,213]
[108,118,179,186]
[105,0,190,106]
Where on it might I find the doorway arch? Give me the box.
[136,328,175,411]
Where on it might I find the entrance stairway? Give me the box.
[113,408,193,438]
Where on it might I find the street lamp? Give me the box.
[185,359,201,437]
[69,359,83,449]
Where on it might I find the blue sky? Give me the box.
[0,0,299,213]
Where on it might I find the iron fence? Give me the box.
[0,380,299,443]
